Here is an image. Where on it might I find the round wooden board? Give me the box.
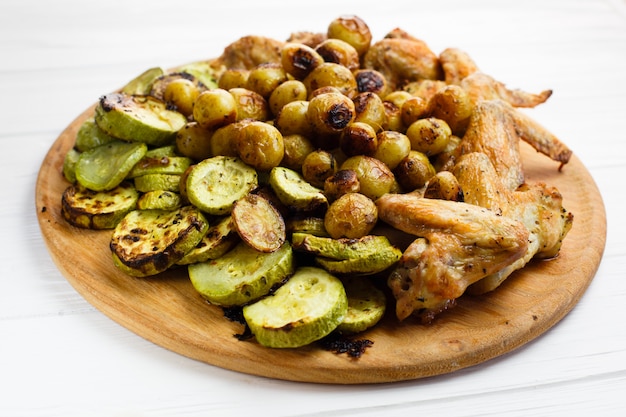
[36,105,606,384]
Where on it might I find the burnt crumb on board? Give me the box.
[319,333,374,358]
[41,206,47,213]
[223,306,254,341]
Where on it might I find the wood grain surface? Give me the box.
[35,105,606,384]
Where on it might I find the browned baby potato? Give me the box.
[324,192,378,239]
[424,171,464,202]
[229,87,270,121]
[176,122,213,161]
[307,92,355,136]
[406,117,452,156]
[218,68,249,90]
[301,149,338,188]
[193,88,237,130]
[372,130,411,170]
[209,122,242,157]
[354,69,390,97]
[268,79,308,116]
[428,84,473,136]
[394,150,436,191]
[163,78,200,117]
[327,15,372,57]
[234,120,284,171]
[353,92,386,131]
[324,169,360,201]
[281,134,316,171]
[401,96,429,127]
[281,42,325,80]
[340,155,397,200]
[340,122,378,156]
[303,62,357,98]
[274,100,311,136]
[315,38,360,71]
[246,62,288,99]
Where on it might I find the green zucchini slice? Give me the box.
[61,181,138,230]
[268,166,328,211]
[110,206,209,277]
[336,277,387,334]
[75,140,147,191]
[188,241,294,307]
[186,156,258,215]
[177,216,239,265]
[95,93,187,147]
[243,266,348,348]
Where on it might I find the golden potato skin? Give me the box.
[218,68,249,90]
[274,100,311,136]
[353,92,386,131]
[406,117,452,156]
[327,15,372,57]
[268,80,308,116]
[163,78,200,117]
[339,122,378,157]
[281,134,315,171]
[394,150,436,191]
[428,84,473,136]
[315,38,360,71]
[301,149,338,188]
[340,155,397,200]
[229,87,270,121]
[303,62,357,98]
[323,169,360,201]
[373,130,412,170]
[424,170,464,202]
[193,89,237,130]
[234,120,284,171]
[281,42,324,80]
[176,122,213,161]
[246,62,288,99]
[324,192,378,239]
[354,69,390,97]
[307,92,355,136]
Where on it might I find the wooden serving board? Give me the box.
[36,105,606,384]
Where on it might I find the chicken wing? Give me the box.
[362,37,443,90]
[452,152,574,294]
[377,194,530,321]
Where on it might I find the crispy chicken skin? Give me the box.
[213,35,284,70]
[362,37,443,90]
[461,72,552,109]
[453,152,574,294]
[377,194,530,321]
[379,99,573,321]
[439,47,480,85]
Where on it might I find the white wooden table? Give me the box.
[1,0,625,415]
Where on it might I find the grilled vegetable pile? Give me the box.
[60,15,573,350]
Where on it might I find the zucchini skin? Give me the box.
[61,182,138,230]
[110,206,209,277]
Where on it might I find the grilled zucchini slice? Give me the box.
[243,266,348,348]
[188,241,294,307]
[315,245,402,275]
[95,93,187,147]
[136,190,182,211]
[336,277,386,334]
[177,216,239,265]
[74,118,118,152]
[75,140,147,191]
[268,166,328,211]
[121,67,165,95]
[110,206,209,277]
[61,181,138,229]
[134,173,181,193]
[186,156,258,215]
[232,193,286,253]
[127,155,192,178]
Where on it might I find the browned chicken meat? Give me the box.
[362,37,443,90]
[378,98,573,322]
[212,35,284,70]
[377,194,530,321]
